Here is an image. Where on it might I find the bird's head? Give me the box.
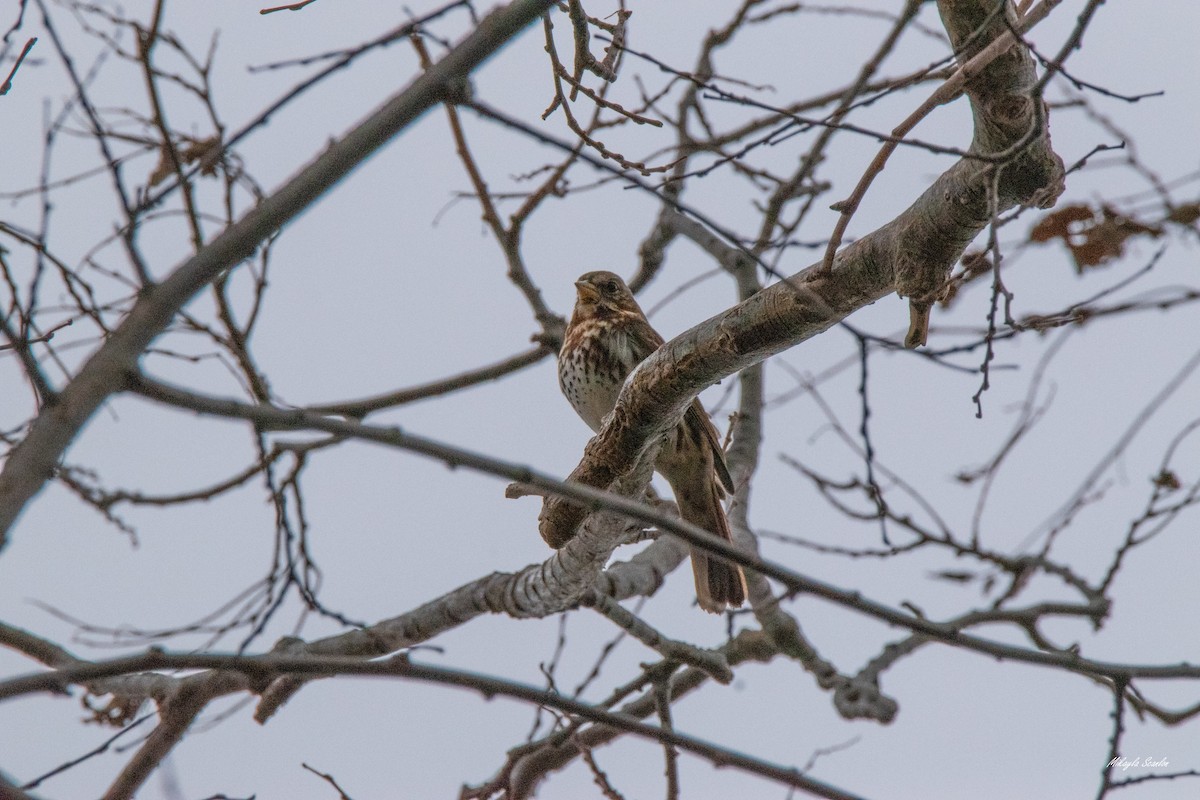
[573,271,640,316]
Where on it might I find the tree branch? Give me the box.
[537,0,1065,549]
[0,647,867,800]
[0,0,558,549]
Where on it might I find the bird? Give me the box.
[557,270,747,613]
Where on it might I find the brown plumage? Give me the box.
[557,270,747,613]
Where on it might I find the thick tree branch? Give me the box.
[537,0,1065,548]
[113,374,1198,685]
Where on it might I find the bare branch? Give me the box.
[0,35,35,95]
[0,0,558,548]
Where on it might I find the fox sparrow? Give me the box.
[557,270,747,613]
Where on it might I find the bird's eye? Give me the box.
[604,280,618,294]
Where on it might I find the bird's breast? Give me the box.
[558,322,639,432]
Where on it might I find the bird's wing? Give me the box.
[686,401,735,494]
[626,310,735,492]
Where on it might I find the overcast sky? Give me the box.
[2,1,1199,798]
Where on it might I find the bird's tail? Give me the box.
[682,479,747,614]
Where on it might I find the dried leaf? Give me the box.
[180,135,223,176]
[147,136,224,187]
[1152,470,1181,491]
[1167,202,1200,226]
[1029,204,1092,242]
[1029,204,1162,272]
[147,144,175,188]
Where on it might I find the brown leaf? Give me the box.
[147,136,224,187]
[1167,202,1200,226]
[1029,204,1092,243]
[1152,470,1181,491]
[939,251,992,310]
[1069,207,1161,271]
[147,144,175,188]
[180,135,223,176]
[1030,204,1162,272]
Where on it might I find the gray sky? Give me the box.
[2,1,1199,798]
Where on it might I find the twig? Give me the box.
[308,345,551,417]
[302,763,356,800]
[260,0,319,13]
[0,35,35,95]
[586,593,733,684]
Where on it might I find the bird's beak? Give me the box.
[574,280,600,303]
